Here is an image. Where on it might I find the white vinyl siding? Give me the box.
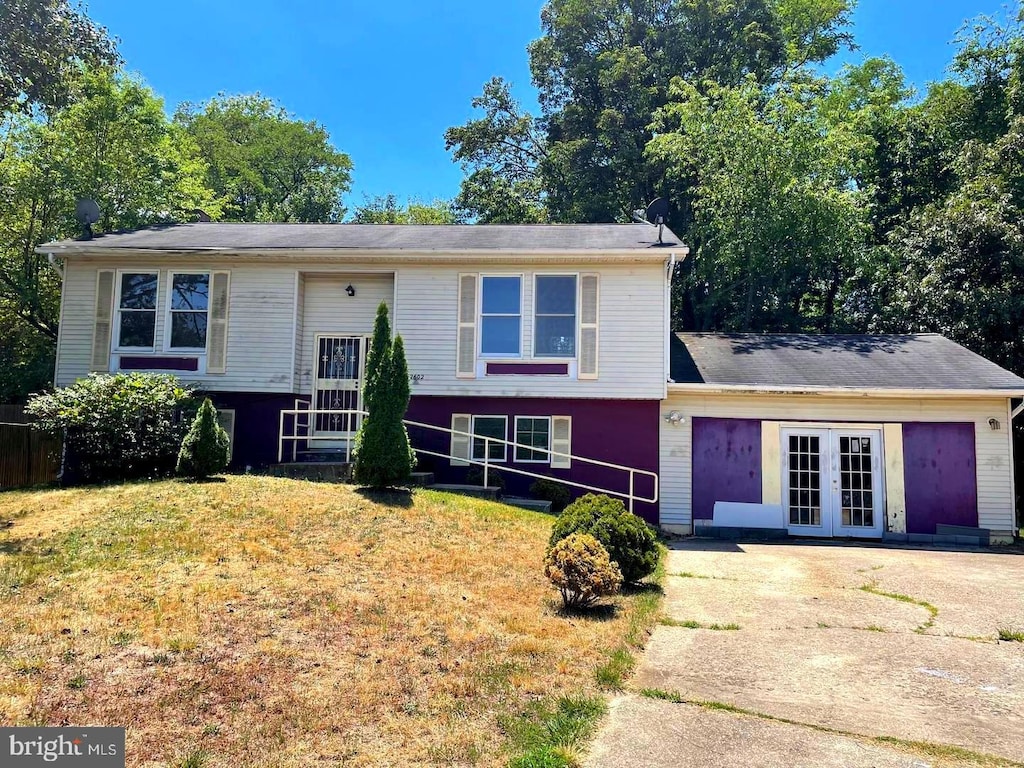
[57,260,293,390]
[296,274,393,395]
[56,259,666,401]
[395,263,661,399]
[659,392,1016,536]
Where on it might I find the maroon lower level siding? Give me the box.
[902,422,979,534]
[406,396,661,523]
[691,417,762,520]
[205,392,301,469]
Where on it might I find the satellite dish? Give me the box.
[75,199,101,240]
[644,197,670,244]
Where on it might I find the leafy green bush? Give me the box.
[26,373,195,484]
[548,493,658,584]
[466,466,505,493]
[530,478,571,513]
[353,303,415,488]
[544,533,622,609]
[176,398,230,480]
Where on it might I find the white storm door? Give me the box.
[783,429,832,537]
[312,335,365,439]
[831,430,884,538]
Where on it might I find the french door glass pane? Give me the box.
[839,435,874,528]
[788,434,821,526]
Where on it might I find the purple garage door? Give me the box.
[902,422,978,534]
[691,417,762,521]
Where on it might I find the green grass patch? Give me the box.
[998,628,1024,643]
[859,584,938,633]
[504,695,607,768]
[659,617,741,631]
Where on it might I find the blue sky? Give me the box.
[87,0,1009,208]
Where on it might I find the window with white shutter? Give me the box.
[91,270,116,371]
[578,274,599,379]
[551,416,572,468]
[456,274,477,378]
[206,271,230,374]
[450,414,471,465]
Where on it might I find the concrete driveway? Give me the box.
[587,541,1024,768]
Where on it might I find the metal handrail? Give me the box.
[277,407,658,512]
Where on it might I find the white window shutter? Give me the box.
[206,271,231,374]
[579,273,599,379]
[91,270,116,371]
[450,414,471,466]
[456,273,477,378]
[551,416,572,468]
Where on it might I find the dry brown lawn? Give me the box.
[0,476,655,767]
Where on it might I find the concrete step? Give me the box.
[503,496,553,514]
[409,471,435,487]
[271,462,352,482]
[430,484,500,500]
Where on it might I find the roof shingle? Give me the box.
[671,333,1024,391]
[40,222,681,253]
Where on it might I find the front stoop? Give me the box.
[502,497,554,514]
[430,484,501,500]
[271,462,352,482]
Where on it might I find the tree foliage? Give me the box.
[351,194,463,224]
[353,302,415,489]
[175,94,352,222]
[0,0,119,115]
[0,68,217,343]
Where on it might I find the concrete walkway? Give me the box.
[587,541,1024,767]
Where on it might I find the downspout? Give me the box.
[46,251,67,483]
[664,252,677,400]
[46,251,63,278]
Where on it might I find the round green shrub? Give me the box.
[176,398,230,480]
[548,493,658,584]
[529,478,571,513]
[544,532,622,609]
[26,372,196,484]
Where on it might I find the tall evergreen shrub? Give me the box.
[353,302,415,488]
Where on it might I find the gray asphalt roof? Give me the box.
[39,222,681,252]
[671,333,1024,391]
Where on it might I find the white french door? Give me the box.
[782,428,885,538]
[312,335,366,441]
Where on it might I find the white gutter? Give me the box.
[668,382,1024,398]
[1012,400,1024,419]
[662,247,688,399]
[33,246,675,263]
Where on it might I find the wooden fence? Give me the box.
[0,405,61,489]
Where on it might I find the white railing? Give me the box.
[277,407,659,513]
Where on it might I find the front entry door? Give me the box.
[312,335,365,441]
[782,428,884,538]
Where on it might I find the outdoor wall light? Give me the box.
[664,410,685,425]
[989,418,1001,430]
[345,284,356,297]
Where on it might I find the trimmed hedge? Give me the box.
[548,493,658,584]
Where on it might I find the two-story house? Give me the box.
[40,222,1024,542]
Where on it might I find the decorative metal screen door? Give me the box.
[312,335,365,441]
